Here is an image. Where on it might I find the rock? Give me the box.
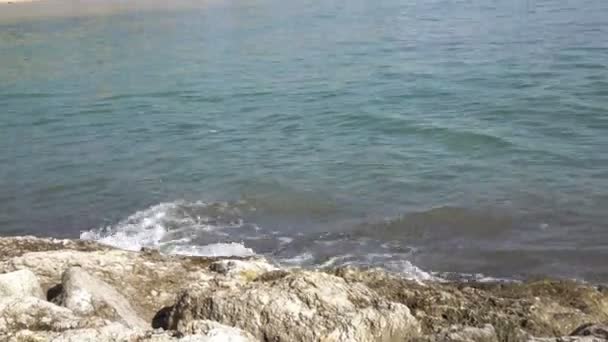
[169,270,421,341]
[177,320,256,341]
[2,236,608,342]
[571,323,608,339]
[331,270,608,338]
[4,323,138,342]
[208,258,277,280]
[3,321,255,342]
[435,324,498,342]
[0,242,217,322]
[0,236,111,263]
[0,296,102,334]
[529,337,605,342]
[0,269,44,299]
[59,267,148,329]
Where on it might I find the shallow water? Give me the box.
[1,0,608,282]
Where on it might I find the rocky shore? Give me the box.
[0,236,607,342]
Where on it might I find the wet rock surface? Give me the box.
[0,236,607,342]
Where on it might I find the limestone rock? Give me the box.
[2,236,608,342]
[3,321,255,342]
[435,324,498,342]
[0,296,102,334]
[59,267,148,329]
[169,270,421,341]
[570,323,608,339]
[331,271,608,338]
[0,269,44,299]
[3,323,138,342]
[0,243,217,322]
[177,320,257,341]
[0,236,111,263]
[529,337,605,342]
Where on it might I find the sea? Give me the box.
[1,0,607,283]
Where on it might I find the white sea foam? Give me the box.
[317,254,355,268]
[166,242,255,257]
[80,201,256,257]
[80,202,179,251]
[277,236,294,245]
[280,252,314,265]
[81,201,441,282]
[383,259,436,282]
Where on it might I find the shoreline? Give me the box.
[1,235,607,341]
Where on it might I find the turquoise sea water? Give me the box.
[1,0,608,281]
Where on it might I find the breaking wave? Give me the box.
[81,200,519,282]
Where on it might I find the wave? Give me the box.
[79,200,435,280]
[380,124,515,152]
[80,200,253,254]
[80,200,518,282]
[329,111,516,154]
[80,202,175,251]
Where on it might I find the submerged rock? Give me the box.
[169,270,421,341]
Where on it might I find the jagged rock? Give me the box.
[331,269,608,338]
[0,269,44,299]
[177,320,257,341]
[570,323,608,339]
[0,236,112,263]
[433,324,498,342]
[59,267,148,329]
[2,321,254,342]
[529,337,605,342]
[0,296,103,334]
[0,239,218,322]
[3,323,137,342]
[169,270,421,341]
[2,236,608,342]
